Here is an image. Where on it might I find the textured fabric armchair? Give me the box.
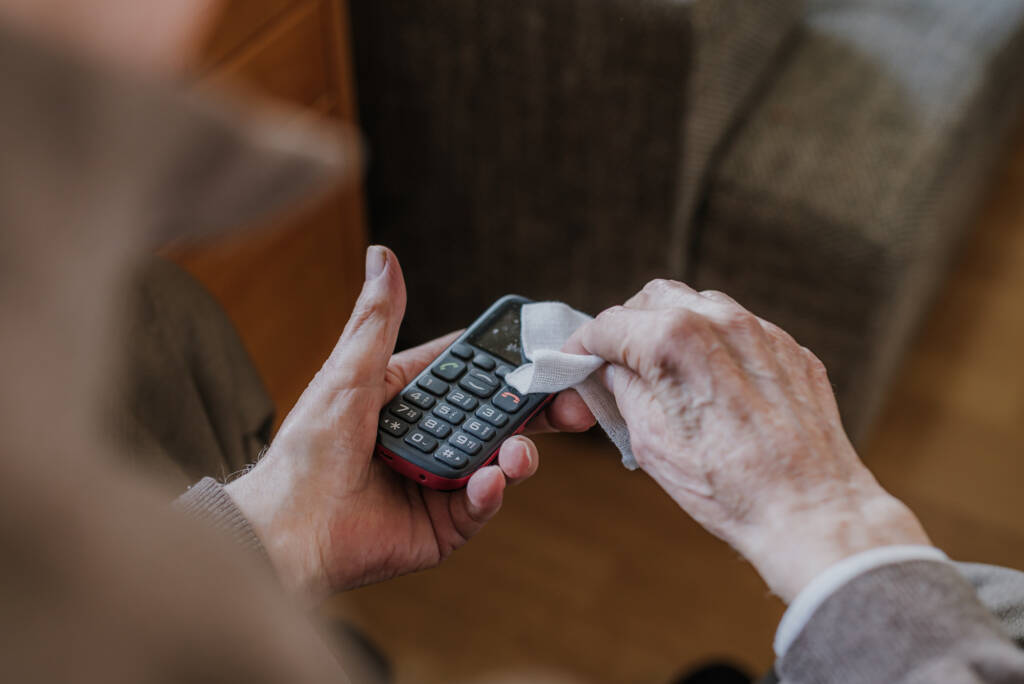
[350,0,1024,440]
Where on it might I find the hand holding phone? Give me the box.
[376,295,554,490]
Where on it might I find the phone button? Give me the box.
[403,390,435,410]
[494,364,515,379]
[475,405,508,427]
[433,403,466,425]
[419,416,452,439]
[493,387,525,413]
[417,376,450,396]
[445,390,478,411]
[379,415,408,437]
[404,431,438,453]
[450,343,474,360]
[459,370,498,398]
[463,418,495,441]
[432,358,466,381]
[449,432,483,455]
[390,402,422,422]
[472,354,496,371]
[434,445,470,470]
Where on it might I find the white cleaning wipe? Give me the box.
[506,302,637,470]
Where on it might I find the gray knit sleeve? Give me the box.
[778,560,1024,683]
[174,477,268,561]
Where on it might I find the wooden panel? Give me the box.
[171,0,367,421]
[173,190,366,419]
[201,0,295,68]
[204,1,332,110]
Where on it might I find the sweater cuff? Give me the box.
[174,477,268,562]
[774,545,948,656]
[777,560,1013,683]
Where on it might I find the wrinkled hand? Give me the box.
[226,247,594,601]
[570,280,930,601]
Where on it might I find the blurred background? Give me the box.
[169,0,1024,681]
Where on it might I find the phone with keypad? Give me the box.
[375,295,553,490]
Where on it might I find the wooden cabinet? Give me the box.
[171,0,367,422]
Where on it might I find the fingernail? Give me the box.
[513,438,532,468]
[365,245,387,281]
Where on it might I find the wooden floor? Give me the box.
[325,129,1024,683]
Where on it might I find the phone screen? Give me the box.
[468,304,523,365]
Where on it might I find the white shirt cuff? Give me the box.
[773,545,949,657]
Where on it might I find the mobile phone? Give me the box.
[375,295,553,490]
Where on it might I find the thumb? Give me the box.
[322,245,407,389]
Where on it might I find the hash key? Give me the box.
[463,418,495,441]
[434,445,470,470]
[419,416,452,438]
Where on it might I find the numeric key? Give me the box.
[475,404,508,427]
[417,375,449,396]
[419,416,452,438]
[433,403,466,425]
[446,390,478,411]
[463,418,495,441]
[404,431,438,453]
[390,402,421,422]
[449,432,483,455]
[403,390,435,410]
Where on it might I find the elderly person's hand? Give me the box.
[225,247,594,601]
[569,280,930,601]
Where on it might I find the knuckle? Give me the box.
[662,309,698,341]
[700,289,734,304]
[593,305,626,329]
[720,309,760,336]
[802,347,828,374]
[643,278,686,298]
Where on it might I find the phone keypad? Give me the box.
[380,344,540,475]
